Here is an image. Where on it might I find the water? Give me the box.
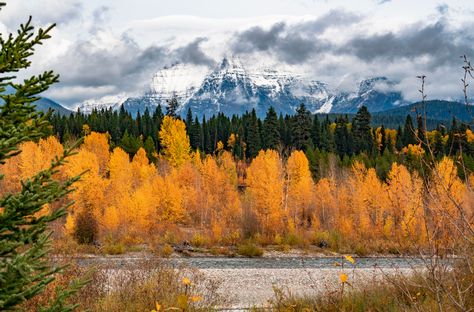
[75,255,424,270]
[169,256,423,269]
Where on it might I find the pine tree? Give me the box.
[395,126,403,151]
[291,104,312,151]
[202,116,212,154]
[416,114,426,150]
[380,125,387,154]
[433,129,444,158]
[144,136,156,162]
[311,115,321,149]
[246,109,262,159]
[185,107,193,131]
[352,106,372,154]
[166,96,179,117]
[402,115,417,146]
[190,116,202,150]
[335,116,350,158]
[263,107,280,150]
[0,5,86,309]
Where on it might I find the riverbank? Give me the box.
[51,253,424,309]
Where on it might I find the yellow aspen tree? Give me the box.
[430,157,466,244]
[173,162,202,226]
[109,147,133,195]
[314,177,338,231]
[201,155,241,242]
[82,132,110,176]
[285,150,314,228]
[386,163,424,244]
[147,174,185,223]
[131,147,156,187]
[348,162,387,240]
[0,137,64,210]
[246,150,284,235]
[159,116,191,167]
[65,149,109,243]
[106,147,133,234]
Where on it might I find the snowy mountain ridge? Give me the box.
[77,57,407,117]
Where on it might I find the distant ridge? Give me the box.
[1,86,72,115]
[374,100,474,123]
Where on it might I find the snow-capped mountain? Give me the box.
[185,57,335,117]
[77,57,408,117]
[330,77,405,113]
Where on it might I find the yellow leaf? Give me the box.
[344,255,355,264]
[190,295,203,302]
[182,277,192,285]
[339,273,348,283]
[155,302,161,311]
[177,294,188,309]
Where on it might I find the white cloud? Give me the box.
[2,0,474,107]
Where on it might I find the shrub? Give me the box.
[160,244,174,257]
[237,241,264,257]
[354,243,369,256]
[191,233,207,247]
[74,209,98,244]
[103,242,126,255]
[312,231,331,248]
[283,232,303,246]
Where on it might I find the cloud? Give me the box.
[174,37,215,66]
[294,9,362,33]
[1,0,82,28]
[17,2,470,107]
[231,10,360,64]
[232,22,286,53]
[341,21,474,67]
[436,3,449,15]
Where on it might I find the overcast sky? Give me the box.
[1,0,474,107]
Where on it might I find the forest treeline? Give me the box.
[48,104,474,181]
[2,113,473,253]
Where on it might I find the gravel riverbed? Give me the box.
[72,255,421,309]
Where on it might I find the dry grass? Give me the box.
[21,258,227,312]
[267,257,474,311]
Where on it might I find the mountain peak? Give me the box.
[78,59,408,117]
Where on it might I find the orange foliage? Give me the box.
[285,151,314,228]
[246,150,284,234]
[159,116,191,167]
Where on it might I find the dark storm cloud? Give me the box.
[51,34,215,104]
[51,32,168,104]
[174,37,215,66]
[232,22,286,53]
[231,10,359,64]
[342,21,474,67]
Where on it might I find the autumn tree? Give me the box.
[159,116,191,167]
[246,150,284,235]
[386,163,425,245]
[285,150,314,229]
